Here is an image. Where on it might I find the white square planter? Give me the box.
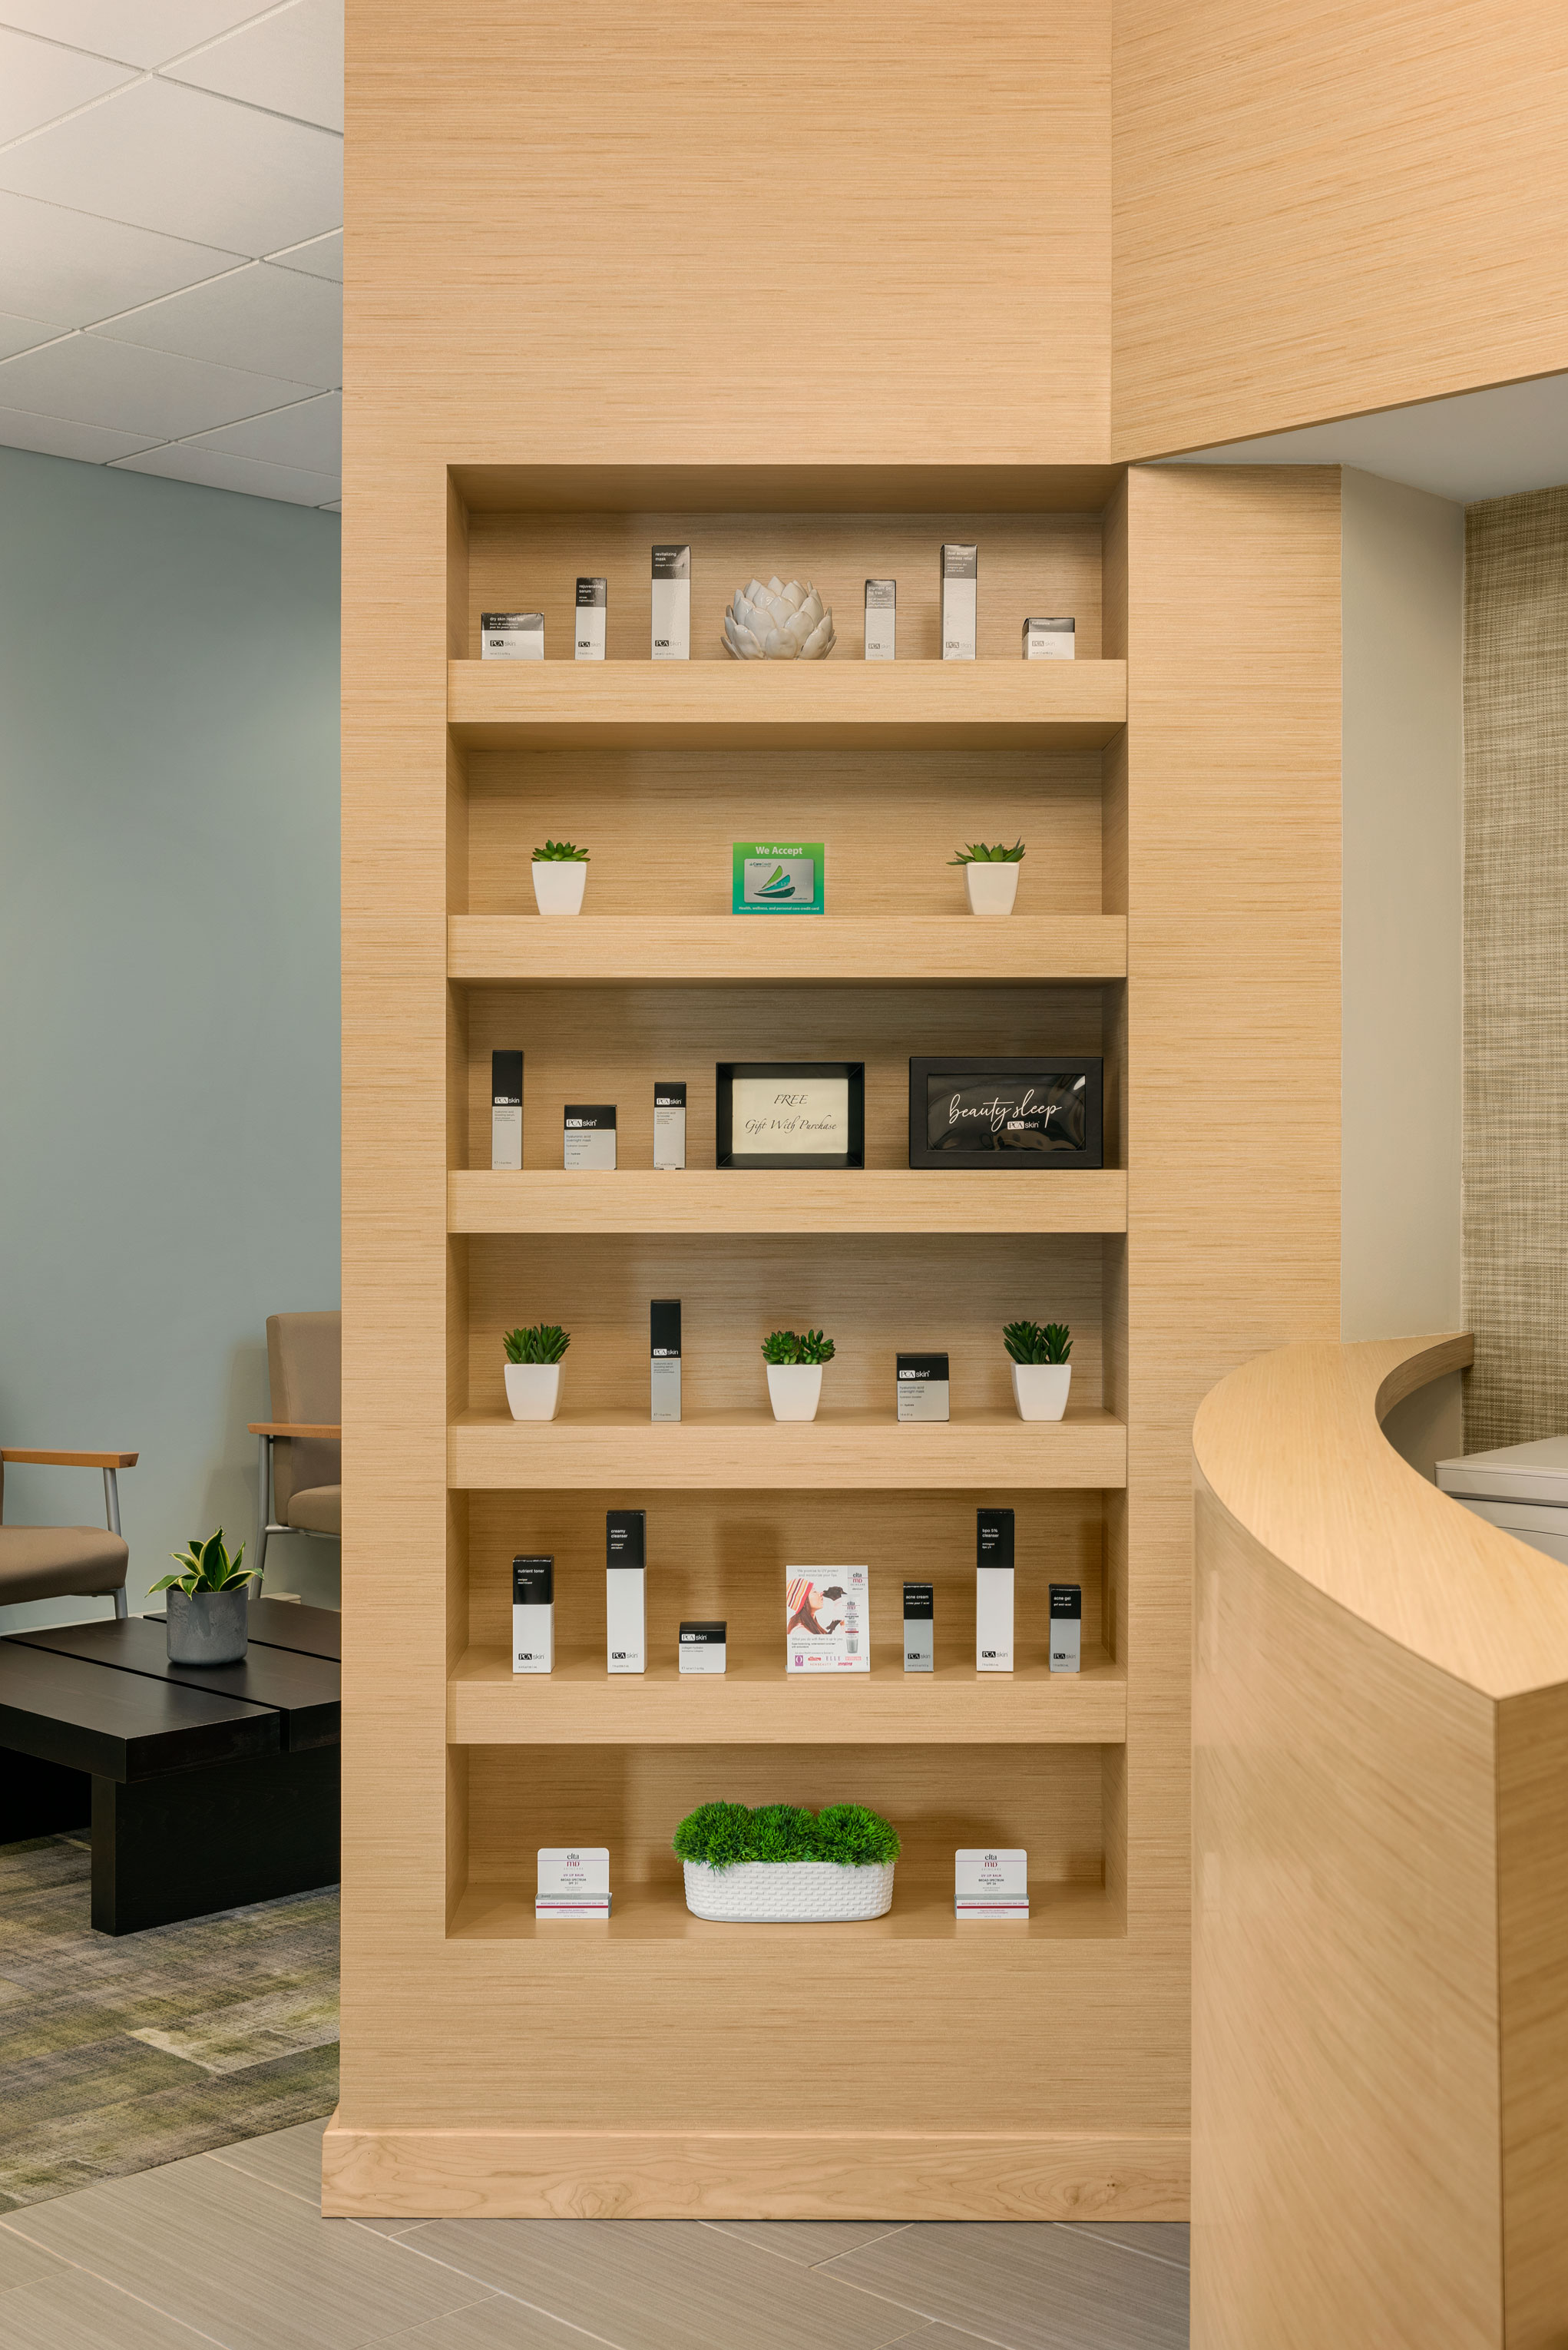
[532,861,587,916]
[766,1364,822,1421]
[505,1363,564,1420]
[963,864,1019,916]
[683,1859,895,1922]
[1011,1362,1071,1420]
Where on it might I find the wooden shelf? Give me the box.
[449,1645,1125,1745]
[449,1168,1128,1236]
[448,914,1126,986]
[448,659,1127,750]
[448,1875,1119,1943]
[448,1405,1126,1491]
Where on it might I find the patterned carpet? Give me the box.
[0,1833,339,2209]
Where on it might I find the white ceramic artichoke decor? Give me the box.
[723,577,836,660]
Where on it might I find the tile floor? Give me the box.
[0,2119,1189,2349]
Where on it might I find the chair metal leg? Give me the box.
[104,1468,129,1618]
[112,1587,128,1618]
[254,1434,272,1599]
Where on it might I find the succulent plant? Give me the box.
[950,839,1026,865]
[531,839,589,861]
[150,1529,256,1597]
[1003,1319,1071,1365]
[503,1323,571,1364]
[723,577,836,661]
[762,1329,836,1365]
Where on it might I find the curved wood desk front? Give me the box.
[1193,1335,1568,2350]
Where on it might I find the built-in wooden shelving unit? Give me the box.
[448,1168,1129,1236]
[448,914,1127,985]
[448,1877,1118,1945]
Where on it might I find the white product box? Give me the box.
[679,1620,726,1673]
[1049,1583,1081,1672]
[651,544,690,660]
[512,1556,553,1673]
[537,1845,610,1918]
[864,578,895,660]
[954,1847,1028,1919]
[940,544,977,660]
[564,1104,616,1170]
[903,1580,934,1672]
[574,577,607,660]
[491,1049,523,1171]
[786,1566,869,1672]
[481,611,544,660]
[976,1506,1014,1673]
[1023,616,1075,660]
[653,1081,686,1170]
[606,1508,646,1674]
[897,1352,949,1422]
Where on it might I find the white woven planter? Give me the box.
[683,1859,895,1923]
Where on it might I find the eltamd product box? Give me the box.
[976,1506,1014,1673]
[512,1556,554,1674]
[651,544,690,660]
[864,578,895,660]
[954,1848,1028,1921]
[653,1081,686,1170]
[481,611,544,660]
[606,1509,646,1674]
[679,1620,726,1674]
[903,1581,935,1672]
[564,1104,616,1170]
[574,578,607,660]
[650,1298,681,1422]
[491,1050,523,1171]
[536,1846,610,1919]
[897,1352,950,1422]
[1023,616,1075,660]
[1049,1582,1082,1673]
[940,544,978,660]
[786,1566,870,1672]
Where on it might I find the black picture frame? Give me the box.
[908,1057,1104,1170]
[716,1061,865,1170]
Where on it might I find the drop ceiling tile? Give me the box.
[0,78,342,256]
[167,0,342,134]
[269,227,340,282]
[0,4,266,70]
[0,190,239,328]
[0,309,65,360]
[190,386,339,469]
[0,26,137,143]
[0,403,157,462]
[0,334,318,438]
[112,440,340,505]
[92,262,339,387]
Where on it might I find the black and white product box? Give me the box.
[491,1049,523,1171]
[564,1103,616,1170]
[940,543,978,660]
[512,1556,554,1674]
[896,1352,950,1422]
[651,544,690,660]
[653,1081,686,1170]
[976,1506,1014,1673]
[1048,1582,1082,1673]
[574,577,607,660]
[536,1846,610,1920]
[786,1566,870,1672]
[902,1580,935,1673]
[864,578,896,660]
[650,1298,681,1423]
[480,611,544,660]
[679,1620,726,1674]
[1023,615,1075,660]
[606,1509,646,1674]
[954,1847,1028,1921]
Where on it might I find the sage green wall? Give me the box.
[0,448,341,1625]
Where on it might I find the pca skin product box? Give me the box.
[536,1846,610,1920]
[651,544,690,660]
[653,1081,686,1170]
[1023,616,1075,660]
[480,612,544,660]
[941,544,978,660]
[864,578,896,660]
[512,1556,554,1674]
[954,1847,1029,1921]
[574,577,607,660]
[786,1566,870,1672]
[679,1620,726,1674]
[897,1352,950,1422]
[564,1104,616,1170]
[650,1298,682,1422]
[491,1049,523,1171]
[903,1581,935,1672]
[606,1508,645,1674]
[1049,1582,1082,1672]
[976,1507,1014,1673]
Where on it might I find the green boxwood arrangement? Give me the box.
[1003,1318,1071,1365]
[673,1801,900,1872]
[503,1322,571,1365]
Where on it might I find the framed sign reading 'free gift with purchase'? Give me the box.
[716,1062,866,1170]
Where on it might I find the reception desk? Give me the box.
[1192,1335,1568,2349]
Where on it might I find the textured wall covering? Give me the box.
[1464,485,1568,1449]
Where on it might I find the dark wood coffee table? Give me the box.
[0,1600,341,1934]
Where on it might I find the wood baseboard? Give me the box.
[319,2116,1189,2220]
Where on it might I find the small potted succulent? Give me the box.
[1005,1319,1072,1420]
[674,1800,899,1922]
[531,838,589,916]
[503,1323,570,1420]
[151,1530,257,1666]
[950,838,1024,917]
[762,1328,835,1422]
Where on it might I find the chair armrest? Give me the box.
[0,1448,138,1468]
[248,1422,342,1439]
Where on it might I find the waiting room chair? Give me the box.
[249,1310,341,1596]
[0,1447,136,1616]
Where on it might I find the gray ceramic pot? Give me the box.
[166,1586,249,1666]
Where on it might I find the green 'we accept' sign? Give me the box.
[732,842,825,916]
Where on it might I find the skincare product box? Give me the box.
[653,1081,686,1170]
[897,1352,950,1422]
[940,544,978,660]
[650,1298,681,1423]
[1023,616,1075,660]
[864,578,896,660]
[679,1620,726,1674]
[512,1556,554,1674]
[651,544,690,660]
[976,1507,1014,1673]
[481,612,544,660]
[954,1847,1028,1921]
[1049,1582,1082,1672]
[574,577,607,660]
[564,1104,616,1170]
[731,841,825,917]
[536,1846,610,1920]
[606,1509,646,1674]
[903,1580,935,1672]
[786,1566,869,1672]
[491,1049,523,1171]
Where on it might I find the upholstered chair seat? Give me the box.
[0,1524,129,1604]
[285,1483,342,1537]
